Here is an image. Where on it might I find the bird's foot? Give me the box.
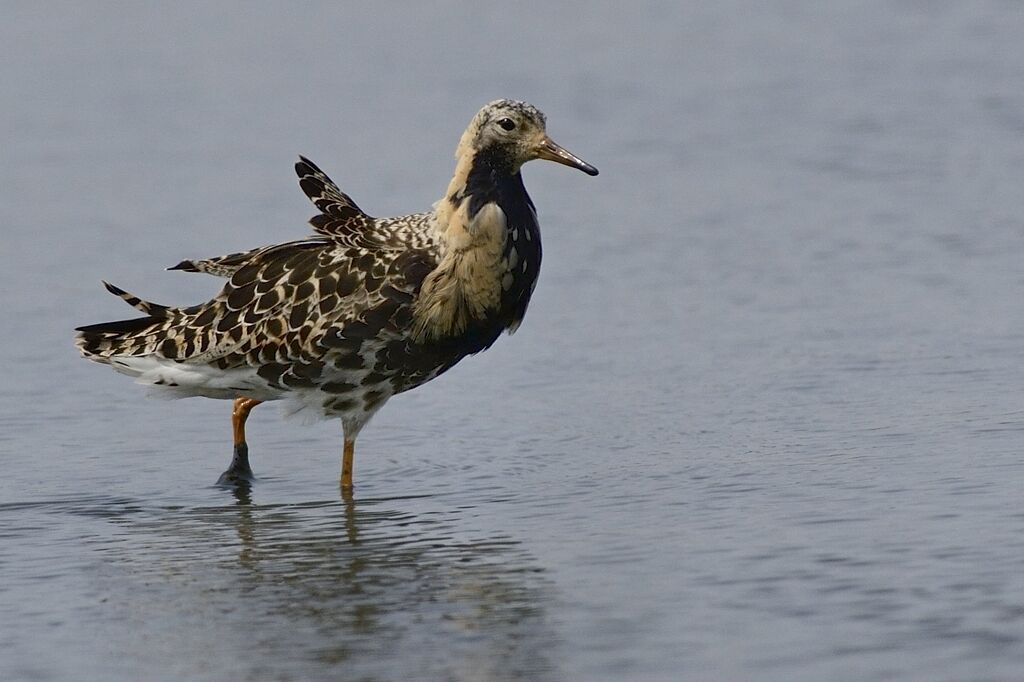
[216,442,255,486]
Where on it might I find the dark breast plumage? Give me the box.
[74,98,597,490]
[456,151,543,335]
[76,150,545,425]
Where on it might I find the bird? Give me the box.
[75,99,598,490]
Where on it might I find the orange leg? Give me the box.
[218,398,262,485]
[341,438,355,490]
[232,397,262,447]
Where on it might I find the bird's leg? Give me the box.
[232,397,262,448]
[217,397,262,485]
[341,438,355,490]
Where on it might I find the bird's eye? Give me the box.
[497,118,516,132]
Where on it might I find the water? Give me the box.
[3,2,1024,680]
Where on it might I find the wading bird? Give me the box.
[76,99,598,489]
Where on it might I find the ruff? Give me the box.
[76,99,598,489]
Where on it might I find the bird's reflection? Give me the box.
[226,479,253,506]
[193,477,557,680]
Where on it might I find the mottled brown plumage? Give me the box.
[76,99,597,488]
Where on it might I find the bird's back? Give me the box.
[77,218,446,403]
[77,109,568,421]
[73,99,597,490]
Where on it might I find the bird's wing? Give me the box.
[168,246,266,277]
[166,157,382,279]
[295,156,381,244]
[167,240,329,278]
[157,238,437,377]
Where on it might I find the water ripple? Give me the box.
[1,489,559,681]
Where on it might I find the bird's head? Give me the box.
[456,99,598,177]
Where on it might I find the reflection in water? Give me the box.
[99,486,558,681]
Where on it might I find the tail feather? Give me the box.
[75,314,165,357]
[101,281,169,315]
[76,281,173,359]
[75,315,160,336]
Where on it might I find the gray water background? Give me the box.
[3,2,1024,680]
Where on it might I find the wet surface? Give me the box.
[3,2,1024,680]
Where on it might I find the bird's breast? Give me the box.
[413,198,540,342]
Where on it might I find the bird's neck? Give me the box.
[436,146,520,225]
[415,148,535,342]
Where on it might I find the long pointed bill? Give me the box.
[536,136,599,176]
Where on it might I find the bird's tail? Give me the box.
[75,282,172,361]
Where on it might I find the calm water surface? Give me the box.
[3,3,1024,680]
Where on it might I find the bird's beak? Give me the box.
[536,136,599,176]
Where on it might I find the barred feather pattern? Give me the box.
[78,233,448,418]
[76,100,573,430]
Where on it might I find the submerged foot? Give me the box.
[216,442,256,486]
